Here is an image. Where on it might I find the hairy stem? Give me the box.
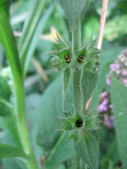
[72,18,81,51]
[72,18,83,115]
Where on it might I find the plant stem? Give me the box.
[72,18,83,115]
[72,18,81,51]
[0,11,38,169]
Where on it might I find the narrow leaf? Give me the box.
[63,68,71,94]
[0,11,25,148]
[62,68,71,111]
[0,12,22,76]
[110,78,127,169]
[21,4,53,73]
[20,0,48,72]
[0,144,26,158]
[73,68,83,114]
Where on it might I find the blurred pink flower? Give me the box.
[122,69,127,76]
[110,63,120,71]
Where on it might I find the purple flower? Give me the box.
[104,114,114,128]
[98,99,108,112]
[110,63,120,71]
[122,69,127,76]
[102,99,108,105]
[98,104,108,112]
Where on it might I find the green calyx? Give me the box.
[50,35,100,72]
[59,111,99,132]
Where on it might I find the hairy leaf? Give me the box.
[58,0,90,30]
[75,132,99,169]
[81,69,97,109]
[73,68,83,114]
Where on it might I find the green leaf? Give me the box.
[2,158,26,169]
[91,46,123,110]
[101,139,120,169]
[0,144,26,158]
[0,76,12,116]
[70,154,78,169]
[20,0,49,73]
[62,68,71,111]
[0,11,22,76]
[73,68,83,114]
[58,0,90,30]
[45,132,75,169]
[81,69,97,109]
[75,132,99,169]
[62,74,75,113]
[59,117,73,130]
[0,4,38,168]
[36,75,63,149]
[63,68,71,94]
[36,75,74,167]
[0,99,12,116]
[2,130,26,169]
[0,0,10,14]
[110,78,127,169]
[101,159,114,169]
[0,77,21,148]
[0,76,11,101]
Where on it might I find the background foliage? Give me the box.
[0,0,127,169]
